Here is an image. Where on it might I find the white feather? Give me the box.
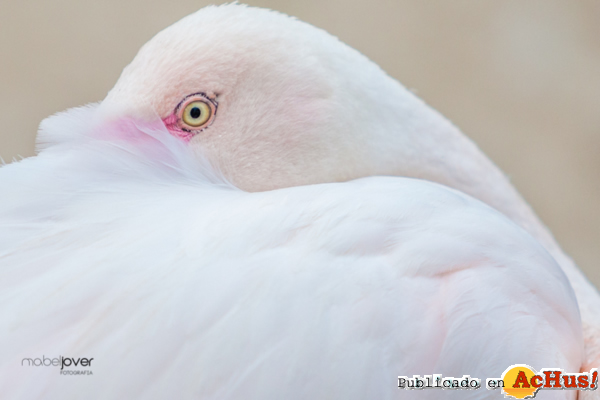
[0,106,582,399]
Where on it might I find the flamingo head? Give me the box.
[101,4,464,192]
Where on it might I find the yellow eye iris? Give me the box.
[182,100,212,128]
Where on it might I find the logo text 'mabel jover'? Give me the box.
[22,356,94,375]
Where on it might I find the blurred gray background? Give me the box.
[1,1,598,284]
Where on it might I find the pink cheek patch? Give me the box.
[162,114,195,142]
[92,118,160,142]
[88,116,195,166]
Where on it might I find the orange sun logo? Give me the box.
[501,365,540,399]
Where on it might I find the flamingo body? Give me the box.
[0,107,582,399]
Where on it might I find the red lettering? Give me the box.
[530,375,543,388]
[543,371,562,388]
[563,375,577,388]
[513,371,531,388]
[578,375,589,388]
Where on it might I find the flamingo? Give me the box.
[0,4,595,399]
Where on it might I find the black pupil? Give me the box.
[190,107,201,119]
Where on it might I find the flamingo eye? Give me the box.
[178,94,217,130]
[182,101,211,127]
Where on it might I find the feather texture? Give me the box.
[0,106,582,399]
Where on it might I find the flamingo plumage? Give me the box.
[0,4,595,399]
